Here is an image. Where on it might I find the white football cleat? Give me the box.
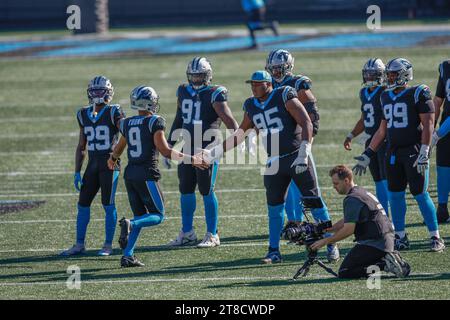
[197,232,220,248]
[167,229,198,247]
[60,243,86,256]
[97,244,113,256]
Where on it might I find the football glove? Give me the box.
[352,148,374,176]
[202,143,224,164]
[291,141,311,174]
[413,144,429,175]
[74,172,82,192]
[247,131,257,157]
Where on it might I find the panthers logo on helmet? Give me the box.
[362,58,386,88]
[266,49,295,83]
[386,58,413,89]
[186,57,213,89]
[87,76,114,105]
[130,85,160,113]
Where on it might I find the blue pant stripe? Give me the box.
[146,181,164,214]
[109,170,120,205]
[209,160,219,195]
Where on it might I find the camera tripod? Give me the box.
[293,246,338,279]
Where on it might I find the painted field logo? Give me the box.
[0,200,45,215]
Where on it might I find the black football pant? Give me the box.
[78,155,119,207]
[338,244,386,279]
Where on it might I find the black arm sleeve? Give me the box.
[304,101,320,136]
[168,105,183,146]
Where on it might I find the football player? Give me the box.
[431,60,450,223]
[166,57,240,248]
[201,70,334,264]
[61,76,125,256]
[265,49,339,261]
[353,58,445,252]
[241,0,279,48]
[107,85,207,267]
[344,58,390,215]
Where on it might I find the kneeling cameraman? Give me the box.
[310,165,410,279]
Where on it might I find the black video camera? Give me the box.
[281,196,332,246]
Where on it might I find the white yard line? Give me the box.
[0,186,381,198]
[0,240,355,254]
[0,164,354,176]
[0,132,78,139]
[0,272,441,287]
[0,212,343,224]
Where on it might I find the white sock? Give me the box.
[396,231,406,239]
[429,230,440,239]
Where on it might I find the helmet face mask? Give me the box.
[385,58,413,89]
[87,76,114,105]
[186,57,213,89]
[362,58,386,88]
[130,86,160,113]
[266,49,294,83]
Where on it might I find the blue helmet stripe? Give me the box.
[193,57,200,71]
[268,50,277,65]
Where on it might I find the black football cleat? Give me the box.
[118,218,131,250]
[120,255,145,268]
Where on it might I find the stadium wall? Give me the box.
[0,0,448,30]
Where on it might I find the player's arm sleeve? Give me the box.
[113,106,126,128]
[343,197,364,223]
[211,86,228,103]
[435,63,446,99]
[295,76,312,92]
[282,86,298,104]
[415,85,434,114]
[150,116,166,134]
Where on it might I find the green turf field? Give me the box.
[0,46,449,300]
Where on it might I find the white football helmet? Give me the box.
[186,57,213,89]
[87,76,114,105]
[265,49,295,83]
[130,85,160,113]
[386,58,413,89]
[362,58,386,87]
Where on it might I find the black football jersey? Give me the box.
[359,86,385,136]
[76,104,124,156]
[435,60,450,126]
[119,115,166,181]
[272,74,312,92]
[176,84,226,153]
[243,86,302,157]
[380,85,434,148]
